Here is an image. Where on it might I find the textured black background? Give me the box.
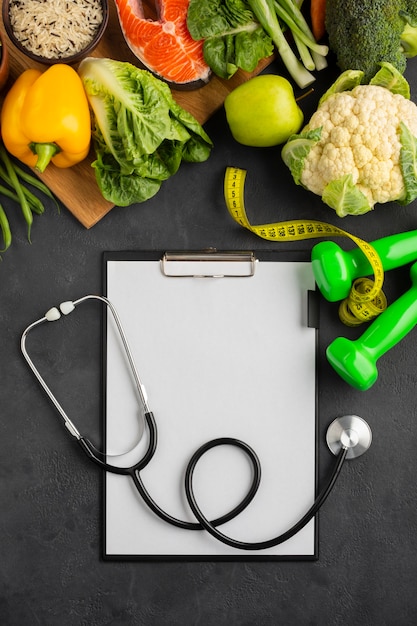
[1,55,417,625]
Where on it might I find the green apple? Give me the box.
[224,74,304,147]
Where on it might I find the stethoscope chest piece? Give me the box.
[326,415,372,459]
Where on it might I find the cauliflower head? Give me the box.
[282,67,417,216]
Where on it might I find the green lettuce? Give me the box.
[187,0,273,79]
[78,58,213,206]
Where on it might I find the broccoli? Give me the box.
[325,0,417,83]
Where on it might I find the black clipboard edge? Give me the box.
[100,249,319,562]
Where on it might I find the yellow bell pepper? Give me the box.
[1,64,91,172]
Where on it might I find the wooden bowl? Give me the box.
[2,0,109,66]
[0,29,10,90]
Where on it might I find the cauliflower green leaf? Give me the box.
[318,69,364,106]
[322,175,372,216]
[281,128,322,185]
[369,62,410,98]
[399,122,417,204]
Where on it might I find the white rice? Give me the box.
[9,0,104,59]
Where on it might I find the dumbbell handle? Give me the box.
[312,229,417,302]
[326,261,417,390]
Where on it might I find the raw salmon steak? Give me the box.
[114,0,211,87]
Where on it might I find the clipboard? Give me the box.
[102,250,319,561]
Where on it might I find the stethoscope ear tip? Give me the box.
[326,415,372,460]
[45,307,61,322]
[60,301,75,315]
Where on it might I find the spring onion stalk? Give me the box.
[274,0,328,58]
[247,0,316,88]
[292,33,315,71]
[311,50,328,71]
[293,0,327,70]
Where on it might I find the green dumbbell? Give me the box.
[326,261,417,390]
[312,230,417,302]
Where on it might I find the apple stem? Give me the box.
[296,87,315,103]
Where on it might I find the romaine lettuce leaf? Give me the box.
[78,58,212,206]
[93,155,162,206]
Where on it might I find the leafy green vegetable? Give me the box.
[187,0,273,79]
[187,0,255,38]
[187,0,328,87]
[78,57,213,206]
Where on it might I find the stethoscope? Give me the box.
[21,294,373,551]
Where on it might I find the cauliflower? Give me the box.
[282,65,417,216]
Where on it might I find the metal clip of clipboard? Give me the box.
[161,250,257,278]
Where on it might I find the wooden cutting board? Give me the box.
[0,1,274,228]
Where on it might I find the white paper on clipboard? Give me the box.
[103,251,318,560]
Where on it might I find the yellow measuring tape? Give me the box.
[224,167,386,326]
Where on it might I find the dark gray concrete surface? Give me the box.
[1,57,417,625]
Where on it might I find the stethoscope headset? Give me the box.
[21,294,372,551]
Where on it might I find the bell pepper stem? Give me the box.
[30,142,61,173]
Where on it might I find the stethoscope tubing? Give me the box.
[80,410,264,533]
[21,294,355,552]
[80,407,349,549]
[131,435,263,532]
[184,443,348,550]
